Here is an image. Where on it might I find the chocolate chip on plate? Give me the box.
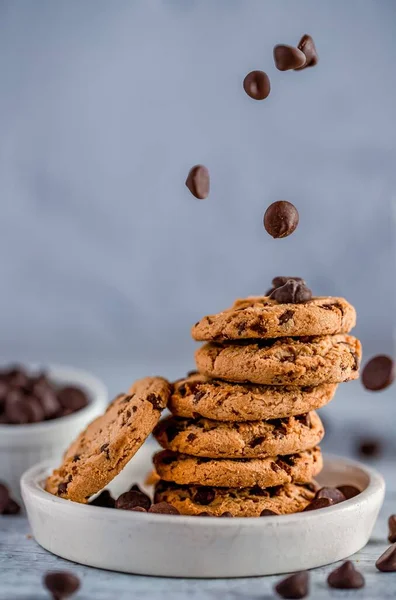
[270,279,312,304]
[148,502,180,515]
[116,490,151,511]
[185,165,210,200]
[362,355,395,391]
[388,515,396,543]
[43,571,81,600]
[275,571,309,599]
[197,511,213,517]
[357,438,382,458]
[220,511,233,518]
[376,544,396,572]
[295,34,318,70]
[89,490,116,508]
[273,45,306,71]
[315,487,346,505]
[243,70,271,100]
[264,201,299,239]
[337,485,360,500]
[260,509,278,516]
[303,497,333,512]
[327,560,365,588]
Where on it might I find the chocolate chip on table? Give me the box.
[303,497,333,512]
[273,44,306,71]
[270,279,312,304]
[327,560,365,589]
[185,165,210,200]
[315,487,346,505]
[243,70,271,100]
[337,485,360,500]
[0,483,10,512]
[275,571,309,599]
[3,498,21,515]
[260,509,278,517]
[362,355,395,391]
[89,490,116,508]
[116,490,151,511]
[149,502,180,515]
[357,438,382,458]
[264,201,299,239]
[295,34,318,70]
[376,544,396,572]
[43,571,80,600]
[388,515,396,543]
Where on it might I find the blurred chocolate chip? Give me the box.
[131,506,147,512]
[187,370,198,377]
[303,497,333,512]
[295,34,318,70]
[197,511,213,517]
[264,201,299,239]
[315,487,346,505]
[5,396,33,424]
[376,544,396,572]
[58,387,89,412]
[5,367,29,388]
[129,483,144,493]
[260,509,278,516]
[243,70,271,100]
[273,44,306,71]
[35,387,60,419]
[275,571,309,599]
[362,355,395,391]
[357,438,382,458]
[149,502,180,515]
[193,487,216,505]
[327,560,365,588]
[337,485,360,500]
[43,571,80,599]
[220,512,233,518]
[3,498,21,515]
[89,490,115,508]
[0,482,10,513]
[116,490,151,511]
[185,165,210,200]
[270,280,312,304]
[388,515,396,543]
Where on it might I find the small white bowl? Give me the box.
[21,445,385,578]
[0,365,107,500]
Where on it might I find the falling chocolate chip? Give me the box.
[264,201,299,239]
[273,44,306,71]
[270,279,312,304]
[357,438,382,458]
[315,487,346,505]
[43,571,81,599]
[243,70,271,100]
[303,497,333,512]
[260,509,278,517]
[89,490,115,508]
[149,502,180,515]
[337,485,360,500]
[327,560,365,588]
[193,487,216,505]
[116,490,151,511]
[388,515,396,543]
[185,165,210,200]
[362,355,395,391]
[295,34,318,70]
[275,571,309,599]
[376,544,396,572]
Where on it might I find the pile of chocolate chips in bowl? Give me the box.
[0,366,89,425]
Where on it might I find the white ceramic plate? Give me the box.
[21,444,385,578]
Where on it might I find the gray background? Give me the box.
[0,0,395,375]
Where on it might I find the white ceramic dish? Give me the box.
[0,365,107,500]
[22,444,385,578]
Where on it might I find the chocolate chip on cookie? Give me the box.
[275,571,309,599]
[327,561,365,589]
[270,279,312,304]
[243,71,271,100]
[264,201,299,238]
[185,165,210,200]
[362,355,395,391]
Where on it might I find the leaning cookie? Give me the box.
[154,480,316,517]
[170,374,337,421]
[192,296,356,342]
[195,334,361,386]
[45,377,171,503]
[153,447,323,488]
[153,412,324,458]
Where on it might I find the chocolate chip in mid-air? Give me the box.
[43,571,81,600]
[89,490,116,508]
[388,515,396,543]
[275,571,309,599]
[376,544,396,572]
[295,34,318,70]
[148,502,180,515]
[327,560,365,588]
[185,165,210,200]
[243,70,271,100]
[336,485,360,500]
[270,279,312,304]
[273,44,306,71]
[357,438,382,459]
[362,355,395,391]
[264,201,299,239]
[303,497,333,512]
[116,490,151,511]
[315,487,346,505]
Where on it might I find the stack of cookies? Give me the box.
[153,278,361,516]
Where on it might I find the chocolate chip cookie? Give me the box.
[154,480,316,516]
[195,334,361,386]
[45,377,171,503]
[192,296,356,342]
[153,412,323,458]
[170,374,337,421]
[154,446,322,488]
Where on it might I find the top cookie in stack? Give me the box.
[153,278,361,516]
